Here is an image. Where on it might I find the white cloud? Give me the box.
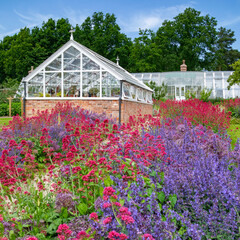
[120,3,195,33]
[14,10,56,27]
[0,28,21,40]
[63,8,89,26]
[220,16,240,27]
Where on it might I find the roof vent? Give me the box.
[180,60,187,71]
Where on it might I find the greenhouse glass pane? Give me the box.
[216,90,223,98]
[123,82,131,98]
[206,80,213,89]
[215,80,222,89]
[82,72,100,97]
[45,55,62,71]
[143,90,147,101]
[102,71,120,97]
[82,54,100,70]
[214,72,222,79]
[167,86,175,99]
[28,72,44,97]
[137,88,143,101]
[45,72,62,97]
[235,89,240,98]
[147,91,152,103]
[130,85,136,99]
[63,46,80,70]
[63,72,80,97]
[225,89,233,98]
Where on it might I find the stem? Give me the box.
[111,200,122,227]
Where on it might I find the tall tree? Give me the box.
[129,29,161,72]
[155,8,217,71]
[227,59,240,89]
[214,27,240,70]
[74,12,132,69]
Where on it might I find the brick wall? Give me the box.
[121,100,153,123]
[25,99,153,123]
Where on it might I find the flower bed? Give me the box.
[154,98,231,133]
[0,102,239,240]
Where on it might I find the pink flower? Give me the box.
[76,230,90,239]
[89,212,98,221]
[25,237,38,240]
[119,214,134,224]
[108,231,120,239]
[103,216,112,224]
[142,233,155,240]
[103,202,111,208]
[103,187,115,196]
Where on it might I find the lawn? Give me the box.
[0,117,12,130]
[228,118,240,147]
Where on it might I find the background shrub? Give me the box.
[0,102,21,116]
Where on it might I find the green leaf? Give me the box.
[119,199,125,206]
[146,188,152,196]
[178,227,186,236]
[61,207,68,218]
[169,194,177,208]
[157,191,165,203]
[9,230,16,240]
[0,222,4,235]
[104,176,113,187]
[150,170,156,177]
[77,203,88,215]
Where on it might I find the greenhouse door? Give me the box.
[175,86,185,100]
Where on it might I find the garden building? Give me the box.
[132,64,238,100]
[21,36,153,123]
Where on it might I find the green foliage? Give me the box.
[200,88,212,102]
[0,78,20,103]
[227,59,240,89]
[0,103,21,116]
[185,90,196,100]
[214,27,240,71]
[146,81,167,100]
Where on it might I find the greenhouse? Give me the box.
[21,36,153,122]
[132,71,240,100]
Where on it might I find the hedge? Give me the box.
[0,102,21,116]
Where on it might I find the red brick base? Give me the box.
[25,99,153,123]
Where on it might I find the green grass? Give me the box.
[0,117,12,130]
[228,118,240,148]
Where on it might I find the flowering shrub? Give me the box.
[221,98,240,118]
[0,102,239,239]
[154,98,231,132]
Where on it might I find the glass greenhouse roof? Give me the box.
[21,39,152,103]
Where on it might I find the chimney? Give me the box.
[28,66,34,74]
[180,60,187,71]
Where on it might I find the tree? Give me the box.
[128,29,161,72]
[155,8,217,71]
[146,81,167,100]
[214,27,240,70]
[74,12,132,69]
[227,59,240,89]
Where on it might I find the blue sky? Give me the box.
[1,0,240,50]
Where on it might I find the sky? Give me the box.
[0,0,240,50]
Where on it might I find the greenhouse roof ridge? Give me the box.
[22,39,152,92]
